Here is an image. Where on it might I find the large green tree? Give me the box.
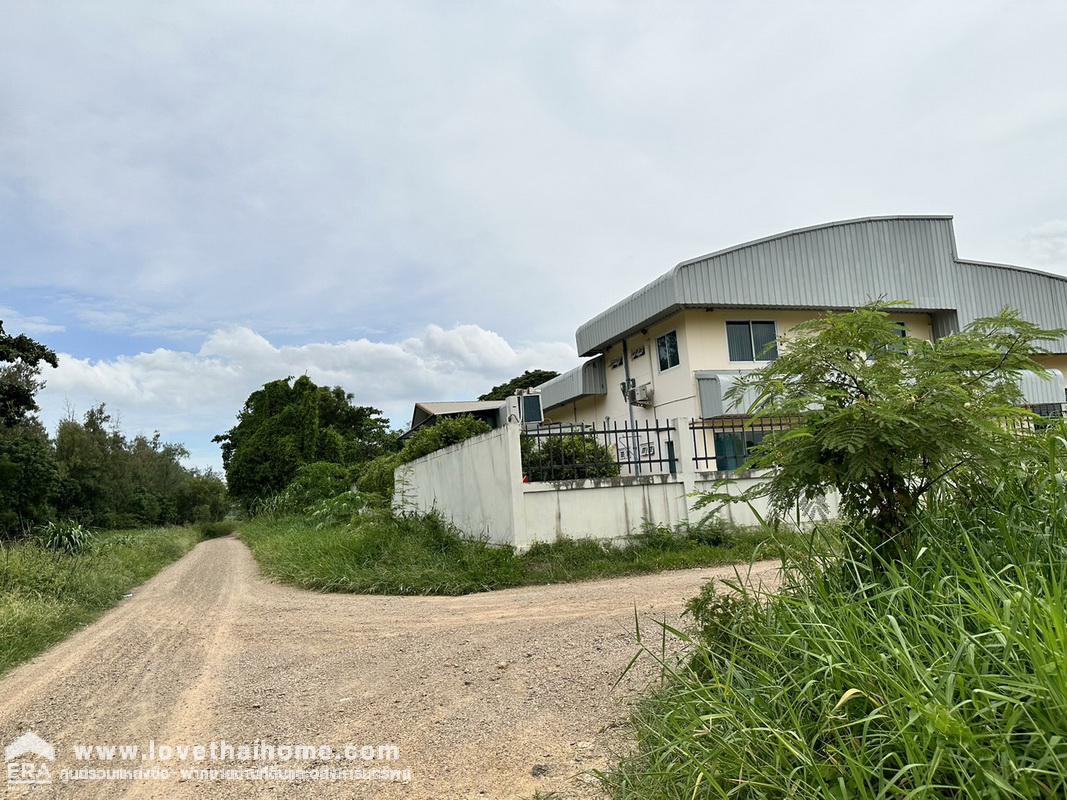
[0,321,58,425]
[478,369,559,401]
[0,321,59,533]
[710,302,1063,555]
[215,376,396,506]
[53,404,228,528]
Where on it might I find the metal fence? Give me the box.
[690,404,1067,471]
[1013,402,1067,433]
[1026,402,1066,419]
[520,420,677,481]
[689,416,801,472]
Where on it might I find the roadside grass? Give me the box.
[0,527,202,674]
[239,512,781,596]
[604,458,1067,796]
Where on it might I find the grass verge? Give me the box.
[0,527,201,675]
[605,469,1067,795]
[239,512,779,595]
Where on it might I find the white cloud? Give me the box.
[3,1,1066,350]
[37,323,575,470]
[1024,220,1067,268]
[0,307,65,335]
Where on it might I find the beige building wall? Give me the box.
[545,307,935,426]
[1037,354,1067,376]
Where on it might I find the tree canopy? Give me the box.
[709,302,1064,554]
[214,375,397,506]
[0,320,224,534]
[0,320,58,426]
[478,369,558,401]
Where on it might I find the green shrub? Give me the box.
[708,302,1064,555]
[682,578,756,643]
[33,519,94,554]
[355,416,492,501]
[283,462,353,510]
[681,516,732,547]
[521,434,621,482]
[308,491,374,529]
[355,453,403,499]
[197,520,237,538]
[400,415,492,462]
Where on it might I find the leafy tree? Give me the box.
[521,434,620,482]
[0,322,59,534]
[281,462,354,511]
[0,320,226,533]
[174,468,229,523]
[709,302,1064,554]
[0,420,57,534]
[479,369,559,401]
[399,415,492,461]
[215,376,396,507]
[356,415,492,500]
[0,321,58,426]
[53,404,228,528]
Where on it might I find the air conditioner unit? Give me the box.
[516,389,543,424]
[620,378,654,407]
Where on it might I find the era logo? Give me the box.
[5,731,55,785]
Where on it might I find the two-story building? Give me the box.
[538,216,1067,467]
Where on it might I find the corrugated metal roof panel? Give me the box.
[1020,369,1065,406]
[575,216,1067,356]
[537,356,607,411]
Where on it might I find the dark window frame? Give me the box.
[656,330,680,372]
[726,320,779,362]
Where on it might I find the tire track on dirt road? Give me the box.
[0,537,778,799]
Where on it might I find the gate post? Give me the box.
[670,418,699,524]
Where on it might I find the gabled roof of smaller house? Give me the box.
[404,400,505,439]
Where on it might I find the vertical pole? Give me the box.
[671,418,698,526]
[621,338,639,474]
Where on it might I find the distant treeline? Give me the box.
[0,321,227,535]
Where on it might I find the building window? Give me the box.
[726,321,778,362]
[656,330,680,371]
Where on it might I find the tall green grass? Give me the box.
[607,431,1067,798]
[239,512,777,596]
[0,527,201,674]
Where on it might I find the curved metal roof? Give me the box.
[576,216,1067,356]
[538,356,607,412]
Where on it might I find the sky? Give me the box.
[2,1,1067,470]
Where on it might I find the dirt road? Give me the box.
[0,537,777,799]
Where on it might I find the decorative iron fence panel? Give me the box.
[689,416,801,472]
[520,420,677,481]
[691,404,1067,471]
[1013,402,1067,433]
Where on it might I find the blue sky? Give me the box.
[3,1,1067,470]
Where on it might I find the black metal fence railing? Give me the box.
[689,404,1067,471]
[1012,402,1067,433]
[1026,402,1067,419]
[520,420,677,481]
[689,416,801,472]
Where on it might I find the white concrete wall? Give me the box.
[520,475,688,550]
[397,419,837,550]
[690,471,838,527]
[393,424,524,546]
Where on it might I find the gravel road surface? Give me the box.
[0,537,777,799]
